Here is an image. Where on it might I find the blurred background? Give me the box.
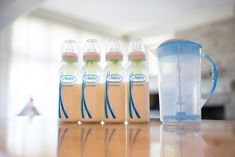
[0,0,235,120]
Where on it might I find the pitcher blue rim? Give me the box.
[156,39,202,58]
[158,39,202,48]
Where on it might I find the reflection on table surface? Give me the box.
[57,123,150,157]
[0,117,235,157]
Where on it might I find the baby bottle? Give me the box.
[104,39,126,123]
[58,39,81,123]
[127,39,150,123]
[80,39,104,123]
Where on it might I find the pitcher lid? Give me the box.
[156,39,202,58]
[158,39,201,49]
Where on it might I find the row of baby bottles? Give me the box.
[58,39,149,123]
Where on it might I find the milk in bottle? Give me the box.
[104,39,126,123]
[80,39,104,123]
[127,39,150,123]
[58,40,81,123]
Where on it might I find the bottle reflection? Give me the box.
[160,124,204,157]
[57,123,104,157]
[57,124,81,157]
[127,124,150,157]
[80,124,104,157]
[104,124,126,157]
[57,123,150,157]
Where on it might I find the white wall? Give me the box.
[0,26,12,118]
[175,15,235,119]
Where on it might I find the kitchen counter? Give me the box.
[0,117,235,157]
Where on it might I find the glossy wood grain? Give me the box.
[0,117,234,157]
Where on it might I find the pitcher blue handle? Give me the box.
[201,53,217,106]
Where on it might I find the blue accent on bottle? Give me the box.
[80,78,92,119]
[104,73,116,119]
[58,74,69,119]
[128,73,141,119]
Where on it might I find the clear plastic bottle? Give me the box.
[58,39,81,123]
[80,39,104,123]
[104,39,126,123]
[127,39,149,123]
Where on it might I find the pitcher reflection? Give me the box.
[127,124,150,157]
[160,124,204,157]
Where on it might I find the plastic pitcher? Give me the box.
[155,39,217,123]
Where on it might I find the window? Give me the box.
[9,16,112,117]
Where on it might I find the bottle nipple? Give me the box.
[128,39,146,61]
[61,39,78,61]
[83,39,101,61]
[106,39,123,61]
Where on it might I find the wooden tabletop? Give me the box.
[0,117,235,157]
